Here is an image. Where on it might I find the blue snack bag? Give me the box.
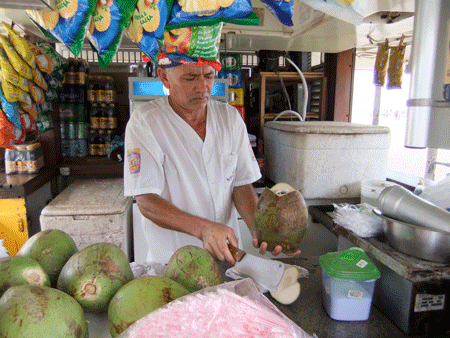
[26,0,97,57]
[261,0,294,27]
[87,0,138,68]
[127,0,174,62]
[166,0,259,29]
[218,70,242,89]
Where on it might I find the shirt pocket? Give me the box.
[223,152,238,186]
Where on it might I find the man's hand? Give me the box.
[199,221,239,264]
[252,232,301,257]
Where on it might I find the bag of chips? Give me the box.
[26,0,97,57]
[0,87,21,129]
[160,23,223,60]
[19,101,39,119]
[2,22,36,68]
[0,75,32,106]
[260,0,294,27]
[0,108,25,149]
[374,39,389,87]
[31,68,48,91]
[87,0,138,68]
[387,35,406,89]
[0,35,33,80]
[0,56,29,92]
[28,43,55,74]
[166,0,259,29]
[28,82,45,104]
[35,41,68,71]
[127,0,174,62]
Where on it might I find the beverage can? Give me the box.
[76,122,89,139]
[67,122,76,139]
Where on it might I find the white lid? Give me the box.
[41,178,131,216]
[264,121,390,135]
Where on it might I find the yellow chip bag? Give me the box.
[18,101,39,119]
[28,43,55,74]
[0,57,29,92]
[387,35,406,89]
[0,35,33,80]
[2,22,36,68]
[31,67,48,91]
[28,82,45,104]
[0,75,32,105]
[374,39,389,87]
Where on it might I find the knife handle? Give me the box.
[227,243,246,262]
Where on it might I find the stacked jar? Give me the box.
[59,58,89,158]
[87,75,117,157]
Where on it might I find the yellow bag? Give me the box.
[374,39,389,87]
[28,82,45,104]
[0,35,33,80]
[387,35,406,89]
[31,68,48,91]
[0,74,32,105]
[28,43,55,73]
[2,22,36,68]
[0,57,29,92]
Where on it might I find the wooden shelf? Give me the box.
[247,71,327,139]
[59,157,123,176]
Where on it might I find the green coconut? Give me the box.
[254,182,309,254]
[57,242,134,313]
[164,245,222,293]
[108,276,190,337]
[16,229,78,287]
[0,256,50,297]
[0,285,87,338]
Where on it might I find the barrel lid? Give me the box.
[41,178,131,216]
[319,247,380,280]
[264,121,390,135]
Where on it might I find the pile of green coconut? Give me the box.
[0,230,223,337]
[0,183,309,337]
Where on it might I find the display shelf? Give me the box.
[59,157,123,176]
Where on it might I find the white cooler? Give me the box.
[40,178,133,260]
[264,121,391,200]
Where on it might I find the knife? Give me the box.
[228,243,287,291]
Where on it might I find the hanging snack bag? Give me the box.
[127,0,174,62]
[20,110,37,132]
[28,43,55,74]
[166,0,259,29]
[87,0,138,68]
[42,71,63,91]
[26,0,97,57]
[28,82,45,104]
[160,23,223,61]
[374,39,389,87]
[0,35,33,80]
[35,41,68,72]
[0,87,22,129]
[0,75,32,106]
[30,67,48,91]
[218,70,242,88]
[260,0,294,27]
[0,55,29,92]
[0,108,24,149]
[19,101,39,119]
[2,22,36,68]
[387,35,406,89]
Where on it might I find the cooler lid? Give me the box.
[264,121,390,135]
[319,247,380,280]
[41,178,131,216]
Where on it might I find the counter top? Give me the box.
[0,166,57,199]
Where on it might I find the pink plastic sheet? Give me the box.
[118,278,315,338]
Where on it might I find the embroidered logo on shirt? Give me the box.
[127,148,141,174]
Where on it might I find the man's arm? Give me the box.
[134,194,238,263]
[232,184,284,255]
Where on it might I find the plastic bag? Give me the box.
[420,176,450,211]
[118,278,315,338]
[298,0,369,25]
[2,22,36,68]
[26,0,97,57]
[333,203,383,238]
[166,0,259,29]
[387,35,406,89]
[87,0,137,68]
[127,0,174,62]
[374,39,389,86]
[0,35,33,80]
[260,0,294,27]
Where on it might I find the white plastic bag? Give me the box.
[333,203,383,237]
[299,0,369,25]
[0,239,8,258]
[420,176,450,211]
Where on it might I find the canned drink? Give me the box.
[67,122,76,139]
[76,122,89,139]
[60,123,67,139]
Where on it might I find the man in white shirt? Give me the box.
[124,56,284,264]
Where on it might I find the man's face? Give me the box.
[158,64,215,114]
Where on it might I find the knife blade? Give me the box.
[228,243,286,291]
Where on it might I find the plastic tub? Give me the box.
[319,247,380,321]
[360,180,398,208]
